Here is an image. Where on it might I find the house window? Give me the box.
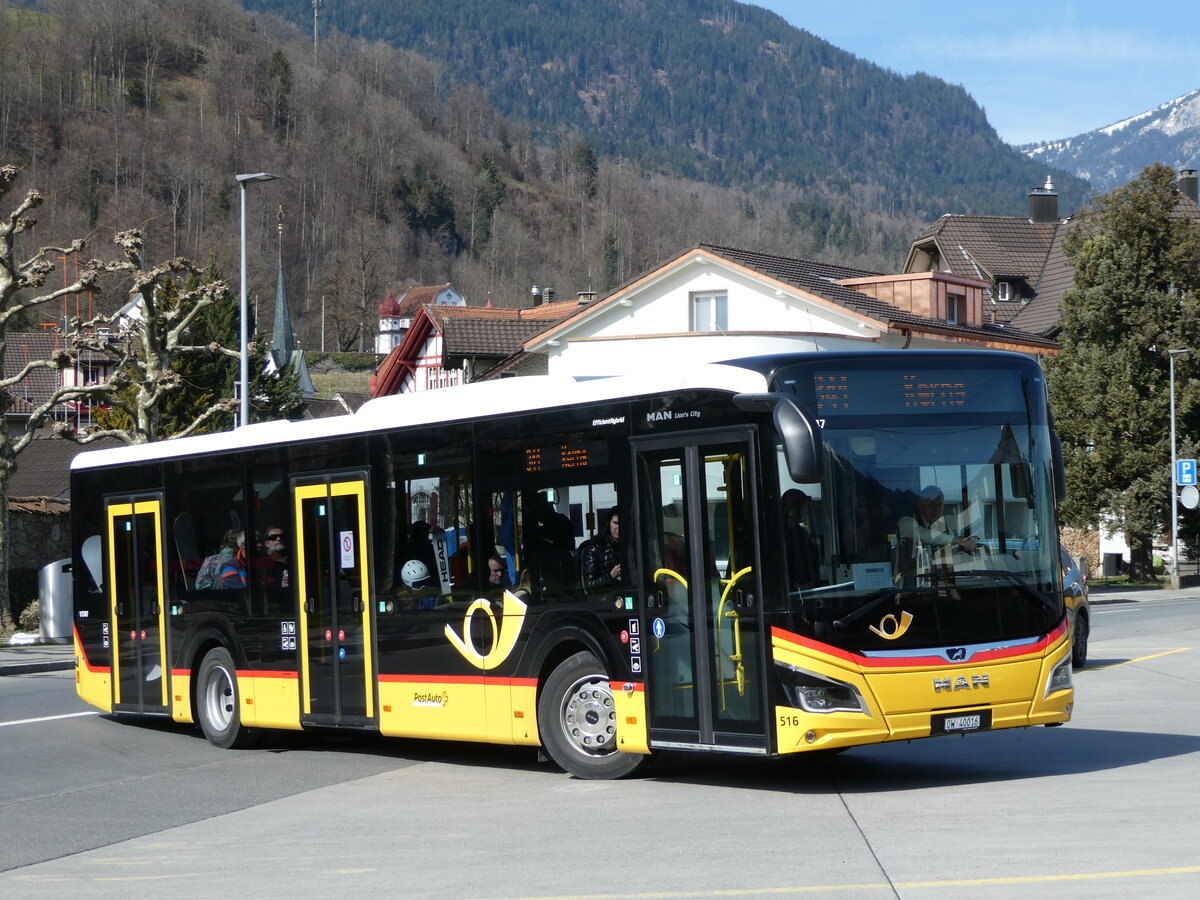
[995,281,1013,302]
[946,293,966,324]
[690,292,728,332]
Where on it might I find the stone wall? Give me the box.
[8,499,70,618]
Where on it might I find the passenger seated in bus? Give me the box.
[486,553,509,589]
[582,507,622,590]
[399,559,440,610]
[896,486,976,581]
[196,529,243,590]
[262,526,289,590]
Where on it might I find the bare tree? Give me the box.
[0,166,126,622]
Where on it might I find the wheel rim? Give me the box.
[558,672,618,758]
[202,663,235,733]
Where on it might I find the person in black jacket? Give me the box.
[582,507,622,589]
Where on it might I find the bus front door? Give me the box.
[634,432,767,753]
[293,476,376,727]
[106,496,170,715]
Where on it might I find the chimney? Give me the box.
[1028,176,1059,224]
[1179,168,1198,203]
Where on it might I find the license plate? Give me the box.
[931,709,992,734]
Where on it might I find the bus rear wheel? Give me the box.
[196,646,255,749]
[538,651,645,779]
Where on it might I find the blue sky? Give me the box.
[757,1,1199,146]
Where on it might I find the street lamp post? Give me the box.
[236,172,280,428]
[1169,348,1193,583]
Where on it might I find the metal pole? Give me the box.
[239,181,249,428]
[1169,348,1192,582]
[1171,351,1178,580]
[235,173,280,429]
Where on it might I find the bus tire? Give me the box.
[196,646,255,749]
[1071,610,1089,668]
[538,650,645,779]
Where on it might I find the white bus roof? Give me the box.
[70,361,771,472]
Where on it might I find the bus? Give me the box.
[70,350,1074,779]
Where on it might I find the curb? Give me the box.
[0,660,75,676]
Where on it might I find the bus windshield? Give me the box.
[774,359,1062,652]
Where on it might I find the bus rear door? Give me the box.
[634,431,768,754]
[293,475,376,727]
[106,495,170,715]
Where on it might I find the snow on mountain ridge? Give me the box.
[1020,89,1200,192]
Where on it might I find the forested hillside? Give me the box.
[1,0,1080,355]
[241,0,1089,218]
[1,0,944,351]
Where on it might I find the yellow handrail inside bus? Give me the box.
[715,566,752,708]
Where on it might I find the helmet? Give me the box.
[401,559,430,589]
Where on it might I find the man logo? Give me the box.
[947,647,967,661]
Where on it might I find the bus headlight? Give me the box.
[777,663,870,715]
[1044,655,1073,697]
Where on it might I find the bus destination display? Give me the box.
[524,441,606,473]
[811,368,1023,416]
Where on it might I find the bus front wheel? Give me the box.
[196,646,255,749]
[538,651,645,779]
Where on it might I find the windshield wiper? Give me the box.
[949,570,1059,616]
[831,586,936,632]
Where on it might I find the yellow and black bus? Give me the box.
[71,350,1075,778]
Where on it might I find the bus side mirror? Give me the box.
[1048,410,1067,502]
[1051,433,1067,502]
[774,398,823,484]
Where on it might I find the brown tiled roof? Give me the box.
[425,301,578,356]
[396,283,454,316]
[3,332,65,417]
[912,216,1059,282]
[10,435,123,499]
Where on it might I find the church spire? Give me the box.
[271,204,295,367]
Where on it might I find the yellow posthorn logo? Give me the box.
[444,589,528,669]
[869,611,914,640]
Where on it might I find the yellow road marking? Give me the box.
[1084,648,1191,670]
[478,865,1200,899]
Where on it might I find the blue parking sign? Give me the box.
[1178,459,1197,486]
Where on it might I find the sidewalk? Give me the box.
[0,639,75,675]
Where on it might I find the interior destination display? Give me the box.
[524,441,607,473]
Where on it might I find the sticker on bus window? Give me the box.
[340,531,355,569]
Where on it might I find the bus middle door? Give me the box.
[634,431,767,754]
[106,495,170,715]
[293,475,376,728]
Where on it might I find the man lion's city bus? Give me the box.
[70,350,1074,778]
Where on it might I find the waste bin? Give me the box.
[1102,552,1123,577]
[38,558,73,642]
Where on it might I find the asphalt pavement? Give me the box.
[1,583,1196,677]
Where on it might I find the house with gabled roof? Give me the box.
[516,243,1057,378]
[370,301,578,396]
[903,172,1200,337]
[375,283,467,354]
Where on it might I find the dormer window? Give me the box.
[690,291,728,332]
[995,281,1013,302]
[946,293,966,325]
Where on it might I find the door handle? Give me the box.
[115,602,124,615]
[352,595,364,614]
[304,599,315,613]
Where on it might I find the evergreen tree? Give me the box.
[1045,164,1200,580]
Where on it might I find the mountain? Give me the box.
[238,0,1089,219]
[1022,90,1200,192]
